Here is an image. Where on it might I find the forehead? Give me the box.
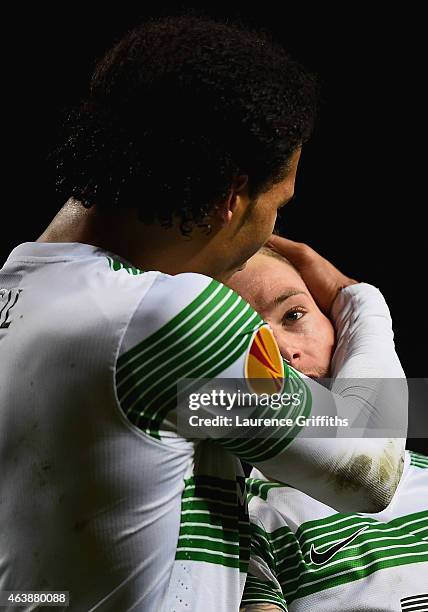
[231,253,308,313]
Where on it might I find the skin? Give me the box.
[37,150,302,284]
[36,138,403,516]
[266,235,358,316]
[234,255,405,612]
[228,251,336,378]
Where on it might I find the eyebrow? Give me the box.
[273,289,307,306]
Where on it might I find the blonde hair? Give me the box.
[258,246,301,275]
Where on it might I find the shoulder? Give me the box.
[143,271,225,316]
[117,270,265,380]
[131,270,262,341]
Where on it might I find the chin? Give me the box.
[304,367,330,380]
[298,370,317,379]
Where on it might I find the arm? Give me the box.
[240,516,287,612]
[117,262,406,512]
[255,282,406,512]
[260,237,407,510]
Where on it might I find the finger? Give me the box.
[266,234,301,251]
[265,234,309,263]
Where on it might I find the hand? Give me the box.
[266,235,359,315]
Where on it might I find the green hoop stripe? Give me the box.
[284,550,428,603]
[409,451,428,468]
[219,366,312,463]
[106,256,144,275]
[246,511,428,604]
[175,475,250,572]
[116,277,263,438]
[241,574,288,611]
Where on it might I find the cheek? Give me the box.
[314,320,336,359]
[263,206,279,233]
[239,212,277,262]
[252,202,278,238]
[267,323,289,358]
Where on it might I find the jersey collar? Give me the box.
[4,241,135,268]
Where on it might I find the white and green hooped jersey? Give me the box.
[242,451,428,612]
[0,242,406,611]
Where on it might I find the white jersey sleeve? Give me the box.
[0,242,409,611]
[117,274,407,512]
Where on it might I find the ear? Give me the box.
[214,175,249,227]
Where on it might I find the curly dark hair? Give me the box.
[53,15,319,234]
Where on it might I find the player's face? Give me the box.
[228,253,336,378]
[217,148,301,280]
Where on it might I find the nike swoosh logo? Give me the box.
[309,525,369,565]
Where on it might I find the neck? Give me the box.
[37,199,230,281]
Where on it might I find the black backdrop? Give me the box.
[3,5,426,448]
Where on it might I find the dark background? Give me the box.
[3,6,426,449]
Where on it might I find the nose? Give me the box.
[282,347,301,369]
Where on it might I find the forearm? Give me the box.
[330,282,406,380]
[254,284,407,512]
